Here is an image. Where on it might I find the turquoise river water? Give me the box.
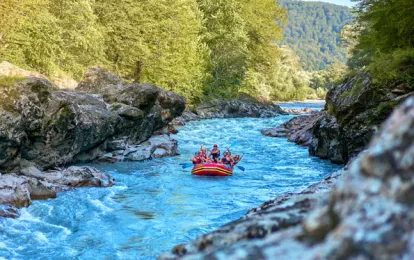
[0,103,341,260]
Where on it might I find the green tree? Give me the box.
[348,0,414,84]
[48,0,105,79]
[278,0,353,71]
[0,0,63,75]
[94,0,208,104]
[197,0,249,99]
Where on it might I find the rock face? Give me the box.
[311,73,413,163]
[196,99,287,119]
[160,97,414,260]
[173,100,287,126]
[0,66,185,172]
[262,112,325,146]
[100,134,179,163]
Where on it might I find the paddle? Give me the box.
[179,163,194,169]
[236,165,245,171]
[234,153,245,171]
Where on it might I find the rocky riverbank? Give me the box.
[160,96,414,260]
[263,74,413,164]
[0,65,185,218]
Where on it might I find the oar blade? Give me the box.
[180,163,194,169]
[237,165,245,171]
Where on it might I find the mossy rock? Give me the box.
[0,76,25,112]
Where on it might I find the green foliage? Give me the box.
[279,0,353,71]
[0,0,326,103]
[348,0,414,86]
[95,0,208,105]
[0,75,25,89]
[309,63,347,90]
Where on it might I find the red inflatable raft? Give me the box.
[191,163,233,176]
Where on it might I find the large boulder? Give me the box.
[161,97,414,259]
[309,112,348,164]
[77,67,186,144]
[0,174,31,208]
[0,66,186,172]
[0,77,120,171]
[195,99,287,119]
[314,73,413,163]
[262,112,325,146]
[43,166,113,188]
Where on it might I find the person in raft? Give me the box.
[210,144,220,163]
[232,154,243,168]
[191,152,202,164]
[220,152,234,167]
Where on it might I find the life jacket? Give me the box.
[222,157,229,164]
[211,149,220,158]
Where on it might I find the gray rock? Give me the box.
[0,66,186,172]
[43,166,113,187]
[262,112,325,146]
[24,177,56,200]
[20,166,43,179]
[0,204,20,218]
[127,134,178,161]
[76,66,125,102]
[316,73,414,163]
[0,174,31,208]
[195,99,287,119]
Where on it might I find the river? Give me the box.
[0,103,341,260]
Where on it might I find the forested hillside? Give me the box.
[279,0,353,71]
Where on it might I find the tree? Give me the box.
[0,0,63,75]
[348,0,414,84]
[197,0,249,99]
[94,0,208,103]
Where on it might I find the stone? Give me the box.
[0,204,20,218]
[24,177,56,200]
[315,73,413,163]
[126,135,178,161]
[43,166,113,187]
[0,174,31,208]
[76,66,125,102]
[262,112,325,147]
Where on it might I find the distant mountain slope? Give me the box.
[279,0,354,71]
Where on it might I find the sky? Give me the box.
[301,0,356,7]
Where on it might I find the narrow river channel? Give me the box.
[0,103,342,260]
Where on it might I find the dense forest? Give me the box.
[0,0,318,103]
[2,0,407,104]
[279,0,353,71]
[347,0,414,86]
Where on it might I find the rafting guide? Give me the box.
[181,142,245,176]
